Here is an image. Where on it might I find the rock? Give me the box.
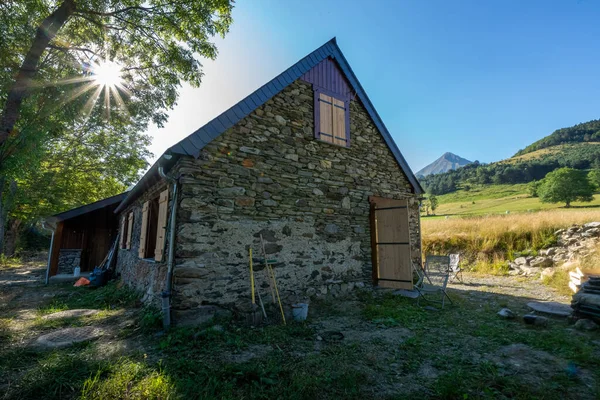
[497,308,515,319]
[239,146,261,155]
[274,115,286,126]
[324,224,339,235]
[523,314,548,327]
[529,257,553,269]
[514,257,528,266]
[527,301,572,317]
[583,222,600,229]
[520,266,541,276]
[42,309,99,320]
[312,188,324,196]
[540,268,555,280]
[539,248,557,257]
[574,319,599,331]
[219,187,245,197]
[508,262,519,270]
[36,327,104,349]
[554,229,565,236]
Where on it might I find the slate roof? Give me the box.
[116,37,423,213]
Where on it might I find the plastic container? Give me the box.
[73,266,81,277]
[291,303,309,321]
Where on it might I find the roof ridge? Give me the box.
[116,38,422,212]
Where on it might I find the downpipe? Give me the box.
[158,165,179,330]
[40,221,54,285]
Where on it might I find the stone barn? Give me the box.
[113,38,424,323]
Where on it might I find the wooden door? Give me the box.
[370,197,413,290]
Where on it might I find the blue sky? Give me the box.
[146,0,600,172]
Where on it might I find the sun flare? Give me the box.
[92,60,123,88]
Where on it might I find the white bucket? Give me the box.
[291,303,309,321]
[74,266,81,277]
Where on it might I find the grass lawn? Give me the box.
[429,184,600,217]
[1,271,599,399]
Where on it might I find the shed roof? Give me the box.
[53,192,128,222]
[116,37,423,212]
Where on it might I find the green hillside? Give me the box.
[419,119,600,196]
[428,184,600,217]
[514,119,600,156]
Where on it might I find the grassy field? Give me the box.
[1,276,599,399]
[430,184,600,217]
[422,209,600,273]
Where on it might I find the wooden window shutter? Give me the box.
[138,201,150,258]
[318,93,334,144]
[126,212,134,250]
[332,97,347,147]
[154,189,169,262]
[120,216,127,249]
[316,92,349,147]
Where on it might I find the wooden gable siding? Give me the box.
[301,57,354,99]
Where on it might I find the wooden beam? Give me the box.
[48,221,64,277]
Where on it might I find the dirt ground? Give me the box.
[1,259,599,399]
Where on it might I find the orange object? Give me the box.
[74,277,91,287]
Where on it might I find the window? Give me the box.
[138,198,159,259]
[314,89,350,147]
[138,189,169,261]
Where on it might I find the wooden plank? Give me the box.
[319,93,333,143]
[126,212,134,250]
[333,98,346,146]
[48,221,64,277]
[369,202,379,285]
[370,197,412,290]
[377,244,412,290]
[138,201,150,258]
[154,189,169,262]
[119,216,126,249]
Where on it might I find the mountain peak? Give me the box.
[416,153,472,178]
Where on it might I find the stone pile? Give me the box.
[508,222,600,276]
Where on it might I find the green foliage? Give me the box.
[528,180,541,197]
[588,169,600,190]
[0,0,234,249]
[429,194,439,214]
[538,167,594,207]
[419,121,600,197]
[515,119,600,156]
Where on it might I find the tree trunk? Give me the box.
[0,0,75,149]
[3,219,22,257]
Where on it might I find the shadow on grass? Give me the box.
[1,278,599,399]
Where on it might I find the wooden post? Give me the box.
[48,221,64,277]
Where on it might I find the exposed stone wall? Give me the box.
[115,180,170,305]
[172,79,421,314]
[57,249,81,275]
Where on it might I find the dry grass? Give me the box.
[422,210,600,269]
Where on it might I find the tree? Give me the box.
[528,180,541,197]
[538,168,594,207]
[0,1,233,254]
[0,1,233,156]
[429,195,439,215]
[588,169,600,190]
[421,199,430,216]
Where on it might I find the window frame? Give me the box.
[313,87,351,148]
